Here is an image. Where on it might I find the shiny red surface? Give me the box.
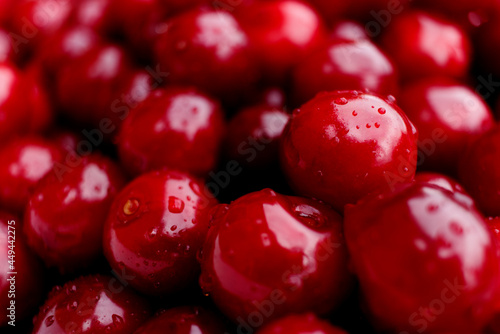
[0,212,44,327]
[225,105,289,168]
[399,77,495,174]
[103,170,218,296]
[117,87,226,177]
[281,90,418,212]
[292,38,398,106]
[257,313,348,334]
[458,126,500,217]
[32,275,151,334]
[24,154,126,273]
[133,306,227,333]
[0,136,63,214]
[154,8,258,102]
[199,189,352,326]
[380,11,471,81]
[238,0,327,84]
[345,182,500,333]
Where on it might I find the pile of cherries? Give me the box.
[3,0,500,333]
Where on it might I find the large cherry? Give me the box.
[32,275,151,334]
[344,182,500,333]
[199,189,352,330]
[256,313,348,334]
[280,90,418,212]
[103,169,218,296]
[24,153,126,273]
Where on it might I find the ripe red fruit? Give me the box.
[32,275,151,334]
[24,154,126,273]
[199,189,352,329]
[238,0,327,84]
[329,20,369,42]
[133,306,228,333]
[154,8,258,102]
[380,11,471,81]
[225,105,289,168]
[458,126,500,217]
[0,136,63,214]
[291,38,398,106]
[117,87,226,177]
[256,313,348,334]
[399,77,495,175]
[103,170,218,296]
[280,90,418,212]
[344,182,500,333]
[0,212,44,327]
[414,172,469,197]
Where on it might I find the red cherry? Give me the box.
[199,189,352,328]
[291,38,398,106]
[414,172,468,196]
[0,212,44,327]
[329,20,369,41]
[344,182,500,333]
[23,64,54,133]
[133,306,228,333]
[32,275,151,334]
[458,126,500,217]
[280,90,418,212]
[103,170,218,296]
[117,87,226,177]
[0,136,63,214]
[380,11,471,81]
[65,0,114,36]
[225,104,289,168]
[238,0,327,84]
[24,153,126,273]
[256,313,348,334]
[55,43,151,133]
[154,8,258,103]
[0,28,14,64]
[399,77,495,175]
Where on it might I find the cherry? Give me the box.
[24,153,126,273]
[379,10,471,81]
[237,0,327,84]
[329,20,369,41]
[0,212,44,327]
[133,306,228,333]
[55,43,152,133]
[32,274,151,334]
[344,182,500,333]
[199,189,352,329]
[256,313,348,334]
[103,169,218,296]
[0,136,63,215]
[414,172,469,197]
[225,104,289,168]
[65,0,114,37]
[0,28,14,64]
[280,90,418,212]
[291,38,398,106]
[398,77,495,175]
[117,87,226,177]
[154,8,258,103]
[458,126,500,217]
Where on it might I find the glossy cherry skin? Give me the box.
[0,212,44,327]
[380,11,471,81]
[344,182,500,333]
[0,136,63,215]
[414,172,469,197]
[199,189,352,327]
[56,43,151,132]
[256,313,347,334]
[103,170,218,296]
[329,20,368,41]
[117,87,226,177]
[32,275,151,334]
[154,9,258,103]
[458,126,500,217]
[280,90,418,212]
[399,77,495,175]
[133,306,228,333]
[237,0,327,84]
[225,105,289,168]
[291,38,398,106]
[24,154,126,273]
